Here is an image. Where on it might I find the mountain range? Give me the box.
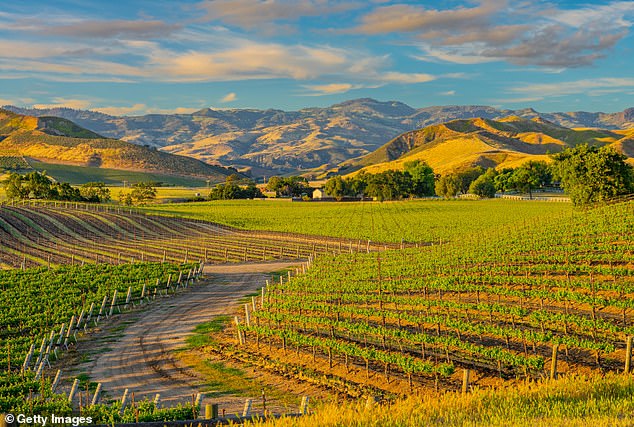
[5,99,634,177]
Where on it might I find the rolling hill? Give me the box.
[336,116,633,176]
[5,100,633,176]
[0,109,237,183]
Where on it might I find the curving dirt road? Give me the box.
[78,261,300,410]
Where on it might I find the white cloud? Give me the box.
[302,83,356,96]
[489,96,544,105]
[379,71,435,84]
[440,90,456,96]
[197,0,360,30]
[33,98,93,110]
[413,47,496,65]
[357,1,634,68]
[512,78,634,97]
[551,1,634,28]
[95,104,148,116]
[220,92,237,102]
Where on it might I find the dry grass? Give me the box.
[249,373,634,426]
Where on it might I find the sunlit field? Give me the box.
[143,198,572,243]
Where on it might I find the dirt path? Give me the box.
[79,261,301,410]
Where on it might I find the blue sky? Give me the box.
[1,0,633,115]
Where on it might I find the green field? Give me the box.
[143,199,573,243]
[28,160,212,186]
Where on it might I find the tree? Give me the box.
[404,160,435,197]
[80,182,111,203]
[509,167,541,199]
[266,176,311,197]
[324,176,347,200]
[524,160,552,187]
[129,182,157,204]
[119,191,133,206]
[3,171,54,200]
[552,144,634,206]
[493,168,515,192]
[364,170,411,201]
[3,172,28,200]
[209,177,263,200]
[435,174,460,198]
[52,182,82,201]
[456,167,485,194]
[469,168,497,198]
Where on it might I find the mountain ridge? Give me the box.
[4,99,633,176]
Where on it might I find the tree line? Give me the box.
[2,171,161,205]
[2,172,111,203]
[320,145,633,207]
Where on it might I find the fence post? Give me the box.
[91,383,102,406]
[68,379,79,403]
[242,399,252,417]
[300,396,310,415]
[235,316,244,345]
[120,389,129,415]
[625,336,633,374]
[109,291,118,317]
[462,369,471,393]
[550,343,559,380]
[51,370,62,392]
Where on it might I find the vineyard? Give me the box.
[144,198,572,243]
[0,202,404,420]
[230,200,634,396]
[0,262,201,419]
[0,155,30,171]
[0,201,398,270]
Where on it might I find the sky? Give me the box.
[1,0,633,116]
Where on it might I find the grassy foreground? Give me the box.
[250,373,634,427]
[143,199,571,243]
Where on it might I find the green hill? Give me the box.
[0,109,237,183]
[336,116,628,175]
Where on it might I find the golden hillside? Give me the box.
[0,109,235,180]
[337,116,629,175]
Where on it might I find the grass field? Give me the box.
[28,159,212,186]
[110,186,208,201]
[143,199,572,243]
[250,373,634,426]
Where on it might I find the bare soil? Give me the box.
[71,261,310,414]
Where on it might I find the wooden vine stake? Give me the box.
[235,316,244,345]
[109,290,118,317]
[550,343,559,380]
[68,379,79,403]
[120,389,129,415]
[625,336,633,374]
[91,383,102,406]
[242,399,252,417]
[462,368,471,393]
[300,396,310,415]
[51,370,61,392]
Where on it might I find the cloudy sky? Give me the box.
[1,0,633,115]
